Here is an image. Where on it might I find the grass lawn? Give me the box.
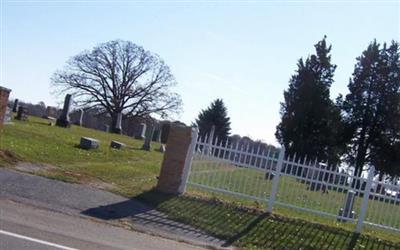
[188,159,400,234]
[139,192,400,250]
[0,114,163,197]
[1,115,399,249]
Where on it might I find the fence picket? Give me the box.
[187,135,400,234]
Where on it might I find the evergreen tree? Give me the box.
[341,40,400,177]
[195,99,231,142]
[276,37,343,165]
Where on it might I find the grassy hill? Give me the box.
[0,115,163,196]
[1,115,399,250]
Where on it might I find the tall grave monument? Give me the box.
[56,94,72,128]
[142,125,155,151]
[113,112,122,134]
[12,98,19,112]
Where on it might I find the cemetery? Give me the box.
[1,1,399,248]
[0,112,165,196]
[0,89,399,249]
[1,37,399,249]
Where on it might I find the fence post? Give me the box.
[204,125,215,156]
[355,166,375,233]
[0,86,11,130]
[178,127,199,194]
[268,146,285,213]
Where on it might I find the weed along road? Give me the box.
[0,199,205,250]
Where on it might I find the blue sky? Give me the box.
[1,1,399,143]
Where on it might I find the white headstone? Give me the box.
[135,123,146,139]
[78,109,84,126]
[115,112,122,131]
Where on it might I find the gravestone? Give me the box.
[77,109,84,126]
[160,122,171,144]
[265,172,275,180]
[152,128,161,142]
[45,106,58,119]
[80,137,99,150]
[142,125,155,151]
[15,106,28,121]
[12,98,19,112]
[56,94,72,128]
[158,144,166,153]
[113,112,122,134]
[135,123,146,139]
[103,124,110,132]
[3,107,12,124]
[110,140,125,150]
[48,117,56,126]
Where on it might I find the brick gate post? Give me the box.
[0,86,12,130]
[156,124,198,195]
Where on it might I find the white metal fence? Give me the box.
[187,135,400,234]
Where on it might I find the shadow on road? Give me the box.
[81,189,174,220]
[82,198,152,220]
[81,190,226,244]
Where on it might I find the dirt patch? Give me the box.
[15,162,56,173]
[87,179,116,191]
[9,160,116,192]
[54,169,116,191]
[0,150,19,164]
[83,177,115,191]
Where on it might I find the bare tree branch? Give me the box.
[52,40,182,132]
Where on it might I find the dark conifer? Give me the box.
[195,99,231,142]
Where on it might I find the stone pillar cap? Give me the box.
[0,86,12,93]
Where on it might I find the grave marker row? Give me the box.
[6,92,172,152]
[15,106,28,121]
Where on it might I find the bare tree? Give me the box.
[52,40,182,133]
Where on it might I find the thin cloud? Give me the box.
[203,73,252,96]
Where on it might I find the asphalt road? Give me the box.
[0,168,226,248]
[0,199,205,250]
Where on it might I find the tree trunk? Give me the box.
[354,126,368,177]
[378,173,384,181]
[351,128,368,190]
[354,148,366,177]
